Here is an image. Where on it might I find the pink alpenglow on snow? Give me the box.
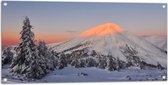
[80,23,123,37]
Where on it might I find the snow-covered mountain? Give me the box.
[142,36,167,51]
[51,23,167,69]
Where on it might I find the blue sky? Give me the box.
[1,1,167,45]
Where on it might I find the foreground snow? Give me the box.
[2,65,167,83]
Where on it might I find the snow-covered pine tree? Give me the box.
[37,40,50,73]
[10,17,46,79]
[98,56,107,69]
[106,55,116,71]
[116,57,126,70]
[79,59,86,67]
[71,59,77,67]
[38,40,58,71]
[86,57,97,67]
[58,53,67,69]
[2,47,13,66]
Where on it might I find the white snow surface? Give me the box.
[2,65,166,83]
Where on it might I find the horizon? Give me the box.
[2,2,167,46]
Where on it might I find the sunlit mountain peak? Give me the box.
[80,23,123,37]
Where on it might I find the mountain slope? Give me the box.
[142,36,167,51]
[51,23,167,69]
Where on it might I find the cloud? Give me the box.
[66,30,78,33]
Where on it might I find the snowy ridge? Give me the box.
[142,35,167,51]
[51,23,167,68]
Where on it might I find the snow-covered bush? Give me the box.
[2,47,13,65]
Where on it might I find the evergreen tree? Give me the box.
[98,56,107,69]
[116,57,120,71]
[71,59,81,68]
[79,59,86,67]
[38,40,58,71]
[58,53,67,69]
[38,40,50,73]
[86,57,97,67]
[106,56,115,71]
[10,17,46,79]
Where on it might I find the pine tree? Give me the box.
[106,56,115,71]
[98,56,107,69]
[86,57,97,67]
[58,53,67,69]
[10,17,46,79]
[37,40,50,73]
[116,57,120,71]
[38,40,58,71]
[79,59,86,67]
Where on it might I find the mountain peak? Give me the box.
[80,23,123,37]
